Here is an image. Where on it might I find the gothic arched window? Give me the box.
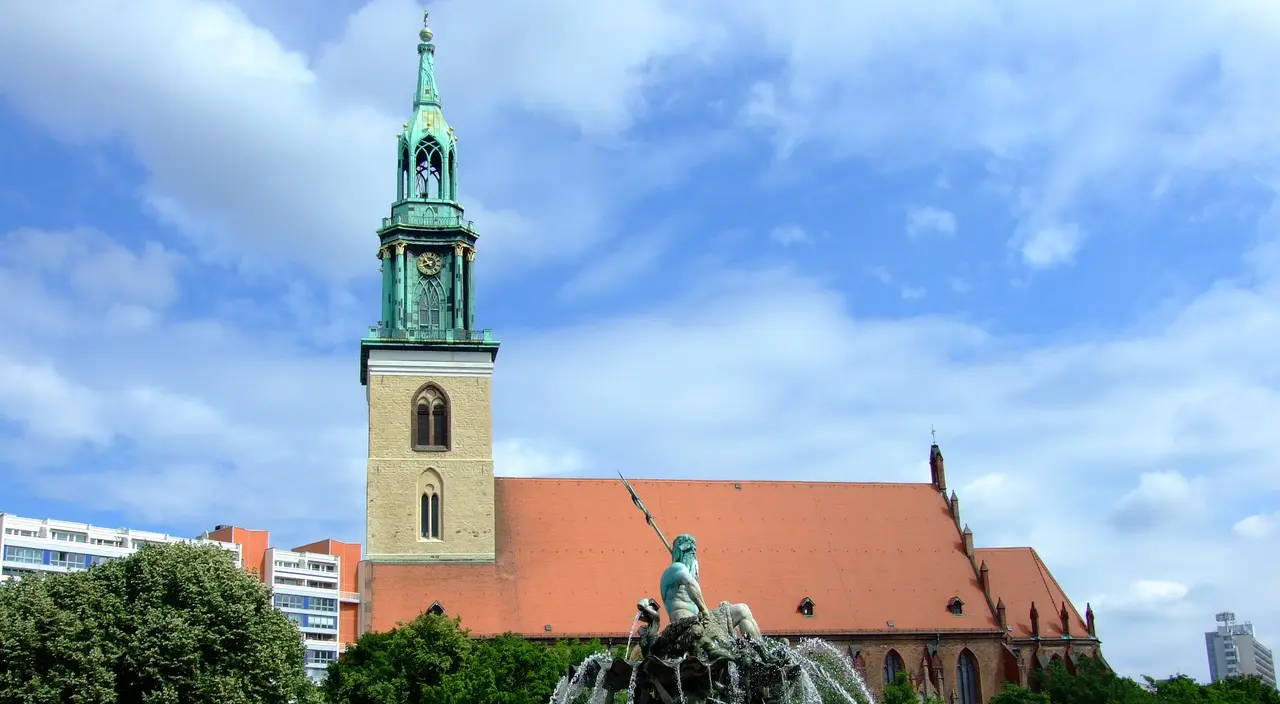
[419,468,443,540]
[415,138,444,199]
[447,148,457,200]
[412,384,450,450]
[883,649,905,686]
[956,649,981,704]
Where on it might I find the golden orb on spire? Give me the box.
[419,10,433,42]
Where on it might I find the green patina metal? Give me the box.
[361,11,498,385]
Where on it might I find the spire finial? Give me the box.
[420,10,433,43]
[931,425,937,445]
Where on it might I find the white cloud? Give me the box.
[770,224,809,246]
[905,206,957,239]
[1109,471,1205,532]
[1233,512,1280,539]
[1021,222,1085,268]
[494,439,587,478]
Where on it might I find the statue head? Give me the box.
[637,597,660,623]
[672,533,698,578]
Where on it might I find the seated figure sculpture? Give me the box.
[660,533,762,642]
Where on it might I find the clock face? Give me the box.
[417,251,444,276]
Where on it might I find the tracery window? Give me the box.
[956,649,981,704]
[419,468,443,541]
[883,649,905,686]
[415,138,444,199]
[412,384,449,450]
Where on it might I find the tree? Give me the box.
[989,683,1051,704]
[0,542,316,704]
[323,611,609,704]
[881,671,918,704]
[1031,656,1151,704]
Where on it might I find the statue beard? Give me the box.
[679,552,699,581]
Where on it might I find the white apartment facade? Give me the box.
[1206,613,1277,690]
[264,546,358,683]
[2,513,360,685]
[0,512,242,580]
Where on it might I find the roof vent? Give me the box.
[544,624,553,632]
[886,620,895,628]
[426,601,445,616]
[947,597,964,616]
[214,525,229,531]
[734,483,742,489]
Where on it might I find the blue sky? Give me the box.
[2,0,1279,682]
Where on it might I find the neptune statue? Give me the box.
[548,474,874,704]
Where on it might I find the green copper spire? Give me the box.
[360,11,498,384]
[416,11,439,108]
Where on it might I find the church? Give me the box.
[356,15,1104,704]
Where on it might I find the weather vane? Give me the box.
[618,471,673,556]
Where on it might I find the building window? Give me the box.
[956,649,981,704]
[798,597,815,618]
[420,490,442,540]
[275,576,305,587]
[274,593,305,610]
[4,528,37,537]
[412,385,450,450]
[308,561,336,573]
[310,597,338,613]
[49,552,86,569]
[306,649,338,666]
[4,546,43,564]
[883,649,905,686]
[51,530,86,543]
[286,612,304,626]
[308,615,337,630]
[306,580,336,590]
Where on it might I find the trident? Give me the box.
[618,471,673,556]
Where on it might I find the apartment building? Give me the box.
[1206,612,1277,690]
[0,513,361,685]
[0,512,242,580]
[204,527,362,684]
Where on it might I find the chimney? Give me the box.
[996,598,1007,629]
[1060,603,1070,637]
[930,443,947,492]
[949,490,960,524]
[1086,603,1096,637]
[961,524,973,558]
[978,560,990,595]
[1030,602,1040,638]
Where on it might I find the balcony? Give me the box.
[366,325,496,344]
[380,211,475,233]
[339,591,360,603]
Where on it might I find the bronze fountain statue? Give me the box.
[549,474,874,704]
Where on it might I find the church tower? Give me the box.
[360,12,499,565]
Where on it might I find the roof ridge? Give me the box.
[495,477,935,488]
[1028,547,1083,625]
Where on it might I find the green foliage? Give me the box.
[0,542,315,704]
[323,612,610,704]
[1032,656,1151,704]
[882,671,918,704]
[990,683,1051,704]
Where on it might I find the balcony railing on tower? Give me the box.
[368,325,494,343]
[380,210,476,233]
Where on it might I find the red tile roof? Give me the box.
[974,547,1088,639]
[369,478,1008,638]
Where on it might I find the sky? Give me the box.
[1,0,1278,683]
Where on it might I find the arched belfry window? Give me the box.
[956,649,980,704]
[415,138,444,199]
[412,384,450,450]
[416,276,446,332]
[447,148,457,200]
[399,146,411,201]
[883,649,905,686]
[418,468,443,540]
